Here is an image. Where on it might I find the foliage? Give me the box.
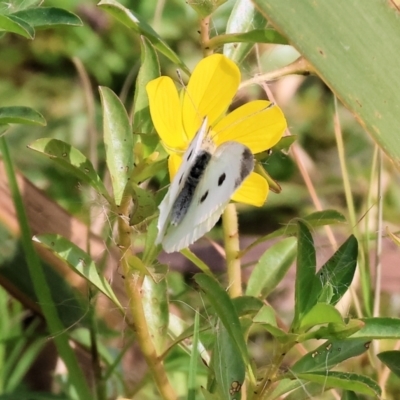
[1,0,400,399]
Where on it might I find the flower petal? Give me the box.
[182,54,240,140]
[231,172,268,206]
[146,77,186,149]
[214,100,287,153]
[168,152,183,180]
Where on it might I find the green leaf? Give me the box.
[194,274,249,366]
[99,86,134,206]
[129,184,157,227]
[297,210,347,229]
[265,325,295,343]
[299,303,345,332]
[253,304,277,326]
[28,138,111,203]
[200,388,220,400]
[132,155,166,185]
[292,338,370,373]
[255,135,297,162]
[0,242,89,330]
[33,234,123,310]
[126,253,167,283]
[293,221,319,328]
[232,296,263,317]
[223,0,268,63]
[350,317,400,339]
[211,322,245,400]
[341,391,359,400]
[214,29,288,53]
[0,107,45,126]
[317,235,358,305]
[253,0,400,168]
[269,378,315,400]
[180,248,214,277]
[142,219,162,265]
[132,36,160,154]
[187,0,227,18]
[306,319,364,341]
[97,0,189,74]
[142,275,169,354]
[246,237,297,298]
[223,29,288,45]
[0,14,34,38]
[377,350,400,379]
[11,7,82,28]
[293,372,381,397]
[270,379,344,400]
[241,210,346,255]
[273,135,297,152]
[253,305,298,343]
[4,337,44,392]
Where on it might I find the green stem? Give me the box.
[333,98,357,230]
[206,33,241,50]
[0,137,92,399]
[333,98,368,317]
[254,342,290,400]
[222,204,242,298]
[117,197,177,400]
[362,145,379,316]
[89,291,105,400]
[372,150,383,367]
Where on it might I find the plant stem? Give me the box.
[222,204,242,298]
[332,99,363,317]
[87,289,106,400]
[117,198,177,400]
[200,15,212,56]
[254,342,290,400]
[333,98,357,229]
[372,149,383,318]
[239,57,312,89]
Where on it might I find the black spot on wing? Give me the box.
[187,149,193,161]
[178,174,183,185]
[235,147,254,188]
[218,173,226,186]
[199,190,208,203]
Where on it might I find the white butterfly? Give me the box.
[156,117,254,253]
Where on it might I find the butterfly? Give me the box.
[156,117,254,253]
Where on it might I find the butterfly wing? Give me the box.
[161,141,254,252]
[156,117,208,243]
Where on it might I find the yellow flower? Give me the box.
[146,54,287,206]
